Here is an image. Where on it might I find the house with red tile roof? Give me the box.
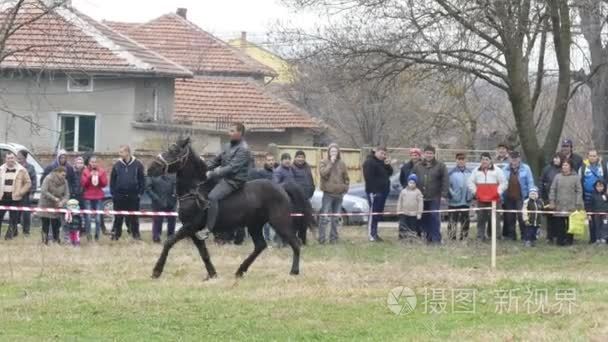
[0,0,193,153]
[106,8,321,151]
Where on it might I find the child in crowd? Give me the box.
[65,199,83,246]
[522,187,543,247]
[397,174,424,240]
[590,180,608,245]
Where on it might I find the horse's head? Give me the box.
[148,137,193,177]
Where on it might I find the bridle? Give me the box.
[153,145,190,174]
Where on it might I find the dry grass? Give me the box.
[1,227,608,341]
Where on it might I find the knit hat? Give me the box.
[529,186,539,194]
[407,174,418,183]
[66,199,80,210]
[561,139,573,147]
[409,148,422,157]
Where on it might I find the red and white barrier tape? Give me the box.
[2,205,599,219]
[0,205,178,217]
[0,205,481,218]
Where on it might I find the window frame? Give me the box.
[57,112,97,152]
[67,75,94,93]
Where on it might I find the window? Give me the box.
[59,114,96,152]
[67,75,94,92]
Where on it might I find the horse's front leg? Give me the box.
[191,236,217,280]
[152,226,191,278]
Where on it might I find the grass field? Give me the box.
[1,226,608,341]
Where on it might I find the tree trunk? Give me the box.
[590,68,608,150]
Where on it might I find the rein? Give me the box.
[153,146,191,174]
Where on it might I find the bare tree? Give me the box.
[278,0,572,175]
[280,57,433,148]
[574,0,608,150]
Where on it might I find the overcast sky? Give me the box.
[73,0,313,41]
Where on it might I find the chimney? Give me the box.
[177,8,187,19]
[240,31,247,49]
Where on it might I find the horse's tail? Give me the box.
[282,181,315,245]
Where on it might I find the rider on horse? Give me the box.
[197,122,252,240]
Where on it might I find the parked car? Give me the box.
[310,190,369,226]
[0,143,44,202]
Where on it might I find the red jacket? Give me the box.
[468,165,507,203]
[81,166,108,200]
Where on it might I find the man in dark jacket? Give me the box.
[198,122,251,240]
[42,149,77,194]
[16,150,36,236]
[110,145,145,240]
[560,139,583,172]
[413,145,449,244]
[146,174,177,243]
[249,153,276,181]
[399,148,421,188]
[273,153,295,184]
[539,153,563,243]
[363,147,393,242]
[292,150,315,199]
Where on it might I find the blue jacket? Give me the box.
[448,166,473,206]
[502,163,535,200]
[273,165,295,184]
[580,161,607,205]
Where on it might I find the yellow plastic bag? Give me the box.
[568,210,588,239]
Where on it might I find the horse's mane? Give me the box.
[188,145,207,173]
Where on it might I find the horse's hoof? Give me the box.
[151,270,162,279]
[204,273,217,281]
[235,271,245,278]
[290,270,300,276]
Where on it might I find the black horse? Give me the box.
[147,138,313,278]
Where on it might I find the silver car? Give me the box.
[310,190,369,226]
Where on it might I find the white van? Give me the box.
[0,143,44,202]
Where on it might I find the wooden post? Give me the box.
[491,201,497,270]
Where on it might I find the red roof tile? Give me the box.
[106,14,276,77]
[175,77,319,129]
[0,2,192,77]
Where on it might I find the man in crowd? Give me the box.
[110,145,145,241]
[363,147,393,242]
[16,150,36,236]
[561,139,584,172]
[318,143,350,244]
[413,145,449,244]
[292,150,315,200]
[502,151,535,240]
[468,152,506,241]
[447,153,473,241]
[249,152,276,181]
[580,149,607,243]
[0,152,31,240]
[399,148,421,188]
[146,173,177,244]
[249,152,278,242]
[273,153,295,184]
[495,143,510,164]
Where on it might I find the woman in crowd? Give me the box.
[39,166,70,244]
[539,153,563,243]
[549,159,583,246]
